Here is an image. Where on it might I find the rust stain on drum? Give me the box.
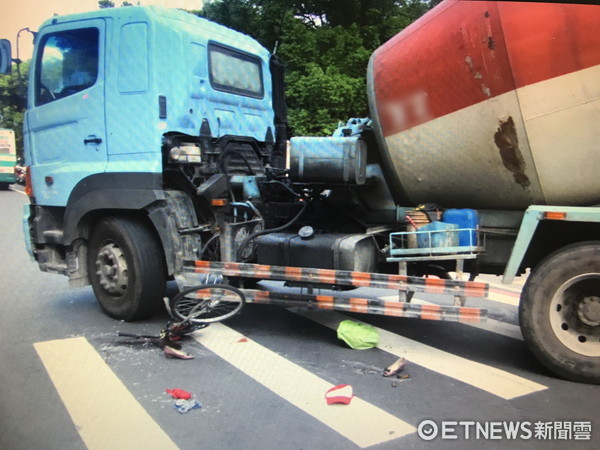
[494,117,531,188]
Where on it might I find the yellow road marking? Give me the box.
[34,337,178,450]
[292,310,546,400]
[193,323,416,448]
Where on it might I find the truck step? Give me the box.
[41,262,68,274]
[42,229,64,244]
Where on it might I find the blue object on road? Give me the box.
[174,398,202,414]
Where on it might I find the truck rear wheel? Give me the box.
[88,216,166,321]
[519,242,600,384]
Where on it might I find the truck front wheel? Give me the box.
[88,216,166,321]
[520,242,600,384]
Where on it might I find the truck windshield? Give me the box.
[36,28,99,106]
[208,43,264,99]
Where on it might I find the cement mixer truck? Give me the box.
[0,0,598,383]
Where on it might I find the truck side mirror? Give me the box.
[0,39,12,74]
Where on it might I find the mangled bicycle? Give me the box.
[117,278,246,358]
[166,281,246,325]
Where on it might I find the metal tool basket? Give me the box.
[387,227,485,262]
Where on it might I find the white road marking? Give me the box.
[485,281,524,294]
[452,273,527,293]
[487,290,520,307]
[458,318,523,341]
[192,322,416,448]
[9,185,27,196]
[34,337,179,450]
[379,295,523,341]
[291,310,546,400]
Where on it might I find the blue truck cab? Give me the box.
[12,6,288,320]
[27,6,278,205]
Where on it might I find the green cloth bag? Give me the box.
[337,320,379,349]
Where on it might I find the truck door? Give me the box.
[26,20,107,207]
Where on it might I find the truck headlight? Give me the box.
[169,145,201,163]
[169,147,181,161]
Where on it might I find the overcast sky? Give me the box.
[1,0,205,60]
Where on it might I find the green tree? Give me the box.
[98,0,115,8]
[98,1,138,9]
[286,63,365,135]
[0,61,29,159]
[199,0,433,135]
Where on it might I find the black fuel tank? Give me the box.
[256,232,378,272]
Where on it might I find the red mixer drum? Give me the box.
[368,0,600,209]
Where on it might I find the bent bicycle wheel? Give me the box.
[170,284,246,324]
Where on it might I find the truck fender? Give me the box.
[503,205,600,284]
[64,174,202,279]
[63,173,165,244]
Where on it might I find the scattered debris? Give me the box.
[174,398,202,414]
[116,320,208,360]
[383,357,407,377]
[341,360,381,376]
[164,345,194,360]
[391,375,410,388]
[325,384,354,405]
[117,331,180,350]
[337,320,379,350]
[166,389,193,400]
[165,389,202,413]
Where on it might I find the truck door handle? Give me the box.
[84,136,102,145]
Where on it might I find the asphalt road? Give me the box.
[0,186,598,449]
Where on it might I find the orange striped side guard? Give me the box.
[187,261,489,298]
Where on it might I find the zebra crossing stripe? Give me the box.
[291,310,547,400]
[192,323,416,448]
[34,337,179,450]
[487,290,520,306]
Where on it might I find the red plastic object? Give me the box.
[325,384,353,405]
[166,388,192,400]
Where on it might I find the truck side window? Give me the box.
[36,28,99,106]
[208,43,264,99]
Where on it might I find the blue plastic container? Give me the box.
[417,221,458,248]
[442,209,479,246]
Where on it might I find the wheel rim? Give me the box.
[172,285,244,323]
[549,273,600,357]
[95,242,129,296]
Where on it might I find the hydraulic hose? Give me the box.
[199,233,220,260]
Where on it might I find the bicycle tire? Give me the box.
[169,284,246,324]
